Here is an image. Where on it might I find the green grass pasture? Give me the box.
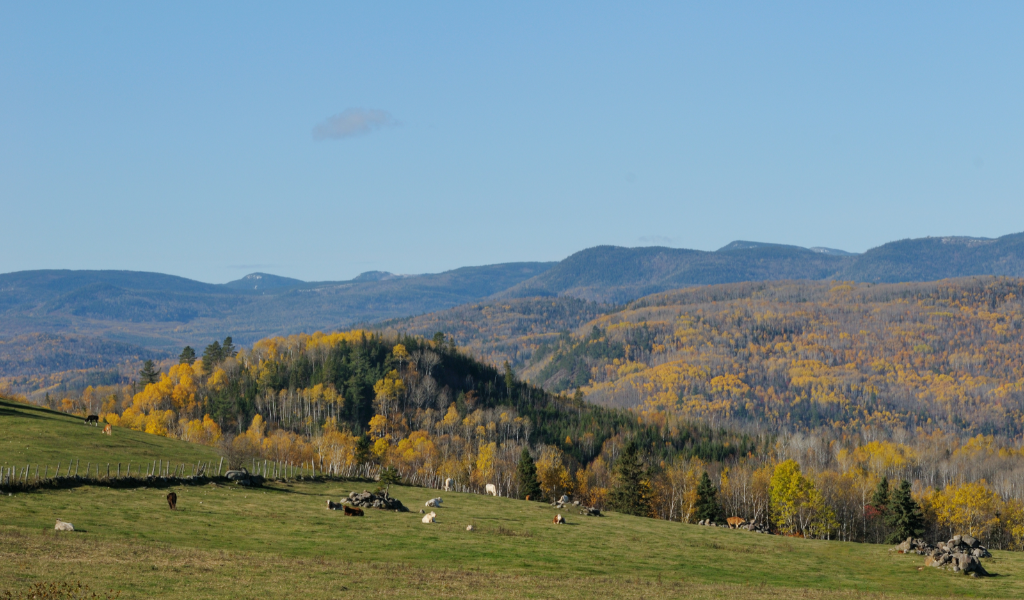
[1,397,1021,599]
[1,480,1021,599]
[0,399,220,475]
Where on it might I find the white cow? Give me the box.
[421,511,436,523]
[54,520,74,532]
[485,483,497,496]
[442,477,453,491]
[425,497,443,508]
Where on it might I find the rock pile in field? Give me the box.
[912,536,991,576]
[552,494,601,516]
[343,490,409,512]
[224,469,264,487]
[892,537,935,555]
[696,519,769,533]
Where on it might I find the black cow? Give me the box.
[84,415,99,426]
[167,492,177,510]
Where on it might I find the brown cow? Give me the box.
[553,514,566,524]
[102,424,112,435]
[166,492,177,510]
[726,516,746,529]
[343,505,364,517]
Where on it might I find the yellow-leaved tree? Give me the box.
[770,460,819,536]
[931,480,1001,538]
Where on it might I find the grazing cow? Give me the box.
[102,424,112,435]
[166,492,177,510]
[726,517,746,529]
[54,520,74,532]
[525,495,531,501]
[442,478,453,492]
[425,497,443,508]
[485,483,497,496]
[343,505,364,517]
[84,415,99,426]
[421,511,436,523]
[553,514,565,525]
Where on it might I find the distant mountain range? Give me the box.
[2,231,1024,383]
[499,232,1024,302]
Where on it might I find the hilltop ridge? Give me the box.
[4,230,1024,386]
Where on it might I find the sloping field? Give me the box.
[0,398,220,471]
[2,480,1022,599]
[1,399,1022,599]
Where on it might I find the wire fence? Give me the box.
[0,457,505,497]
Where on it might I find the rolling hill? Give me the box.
[4,231,1024,388]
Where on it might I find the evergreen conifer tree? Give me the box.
[377,466,401,495]
[608,440,653,517]
[222,336,236,358]
[179,346,196,365]
[695,472,723,522]
[516,448,542,500]
[139,360,160,385]
[503,361,515,398]
[203,341,223,367]
[870,476,890,513]
[354,436,371,465]
[885,479,925,543]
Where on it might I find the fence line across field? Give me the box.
[0,457,501,496]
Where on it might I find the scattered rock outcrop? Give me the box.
[552,494,601,516]
[343,490,409,512]
[696,519,768,533]
[224,469,264,487]
[895,535,991,576]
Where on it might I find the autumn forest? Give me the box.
[12,277,1024,552]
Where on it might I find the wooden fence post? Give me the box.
[218,457,223,477]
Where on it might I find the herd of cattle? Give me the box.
[84,415,112,435]
[80,415,756,532]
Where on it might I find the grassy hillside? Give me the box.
[2,479,1021,598]
[0,398,219,470]
[1,401,1022,599]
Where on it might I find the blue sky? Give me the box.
[2,2,1022,283]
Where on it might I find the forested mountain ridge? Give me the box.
[496,231,1024,303]
[0,262,555,350]
[4,230,1024,386]
[497,245,849,303]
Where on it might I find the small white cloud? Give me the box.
[312,108,397,141]
[638,235,674,245]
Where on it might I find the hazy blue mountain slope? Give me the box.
[836,233,1024,282]
[222,273,305,291]
[498,245,851,303]
[0,262,556,355]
